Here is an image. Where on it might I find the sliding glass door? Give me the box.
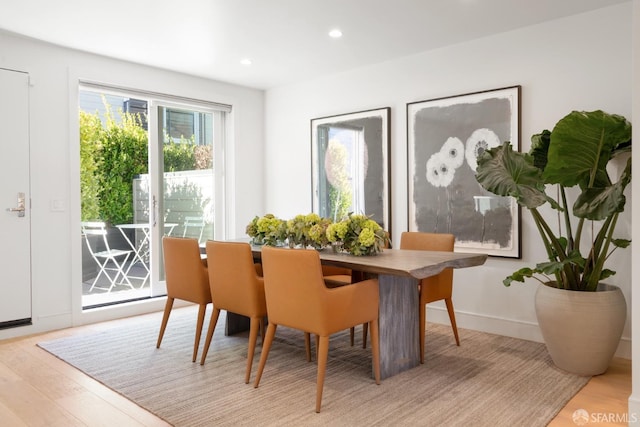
[148,103,218,296]
[79,86,226,308]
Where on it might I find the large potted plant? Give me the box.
[475,110,631,376]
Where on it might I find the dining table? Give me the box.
[225,241,487,379]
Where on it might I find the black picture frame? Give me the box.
[311,107,391,235]
[407,86,521,258]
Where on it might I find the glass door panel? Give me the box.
[80,88,223,308]
[148,104,215,296]
[80,90,152,308]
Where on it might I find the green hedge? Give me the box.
[96,107,148,225]
[80,100,212,225]
[79,111,103,222]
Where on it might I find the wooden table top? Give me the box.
[238,240,487,280]
[316,248,487,279]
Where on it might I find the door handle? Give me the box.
[6,192,26,217]
[152,195,157,227]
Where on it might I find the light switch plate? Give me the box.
[50,199,65,212]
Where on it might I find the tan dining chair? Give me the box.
[321,266,368,348]
[157,236,212,362]
[200,241,268,384]
[326,232,390,349]
[321,265,352,287]
[400,231,458,364]
[255,246,381,413]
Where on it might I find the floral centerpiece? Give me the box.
[326,214,387,256]
[286,213,331,249]
[245,213,286,246]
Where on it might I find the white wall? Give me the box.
[0,2,633,360]
[0,31,265,338]
[629,0,640,422]
[264,4,633,355]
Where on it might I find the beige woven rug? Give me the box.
[38,306,589,427]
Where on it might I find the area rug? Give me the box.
[38,306,589,427]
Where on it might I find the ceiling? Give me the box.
[0,0,629,90]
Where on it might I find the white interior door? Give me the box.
[0,68,31,326]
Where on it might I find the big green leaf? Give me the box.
[573,157,631,220]
[529,130,550,171]
[476,142,547,209]
[543,110,631,189]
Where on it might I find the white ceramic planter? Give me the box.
[534,282,626,376]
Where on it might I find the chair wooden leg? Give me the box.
[200,307,221,365]
[370,320,381,385]
[362,323,369,349]
[156,297,174,349]
[193,303,207,362]
[254,323,278,388]
[445,298,460,346]
[419,302,426,364]
[304,332,312,362]
[259,318,266,345]
[350,327,355,346]
[245,317,261,383]
[316,335,330,413]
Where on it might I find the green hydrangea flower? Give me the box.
[358,227,376,246]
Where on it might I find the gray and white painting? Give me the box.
[408,87,520,257]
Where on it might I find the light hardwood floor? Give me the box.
[0,317,631,426]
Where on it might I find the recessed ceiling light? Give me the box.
[328,29,342,39]
[240,58,252,66]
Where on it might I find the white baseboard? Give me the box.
[2,301,631,362]
[426,305,631,360]
[0,297,171,341]
[0,311,72,340]
[628,395,640,426]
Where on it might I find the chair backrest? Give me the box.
[162,236,210,304]
[182,216,205,242]
[81,221,111,253]
[400,232,454,282]
[206,241,266,316]
[261,247,329,330]
[399,232,454,252]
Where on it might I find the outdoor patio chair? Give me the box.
[81,221,134,292]
[182,216,206,243]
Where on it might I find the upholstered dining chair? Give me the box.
[321,265,352,287]
[400,231,458,364]
[200,241,268,384]
[320,265,367,348]
[318,264,367,348]
[324,231,391,349]
[157,236,212,362]
[255,246,381,413]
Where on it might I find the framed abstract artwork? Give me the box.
[311,107,391,234]
[407,86,521,258]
